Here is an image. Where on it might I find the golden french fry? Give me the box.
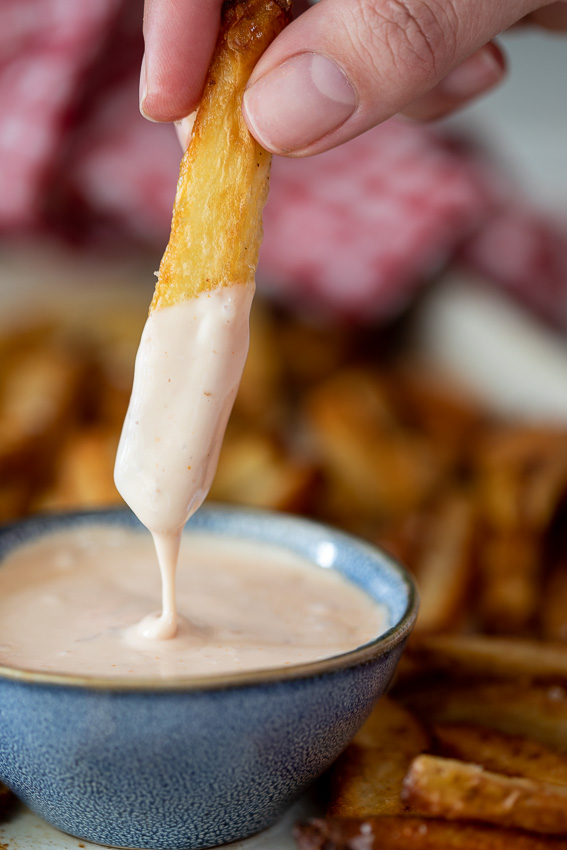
[35,427,123,512]
[475,427,567,533]
[327,697,428,817]
[0,345,84,482]
[411,493,476,636]
[477,531,541,634]
[209,430,315,511]
[390,363,485,452]
[402,754,567,835]
[398,680,567,753]
[433,723,567,786]
[294,817,567,850]
[407,634,567,684]
[304,369,450,526]
[152,0,291,310]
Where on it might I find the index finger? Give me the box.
[142,0,225,122]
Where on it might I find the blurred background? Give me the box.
[1,1,567,640]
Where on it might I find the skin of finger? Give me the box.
[400,41,506,122]
[520,2,567,29]
[243,0,549,156]
[142,0,224,122]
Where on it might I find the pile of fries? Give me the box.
[2,291,567,844]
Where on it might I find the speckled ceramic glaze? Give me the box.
[0,506,417,850]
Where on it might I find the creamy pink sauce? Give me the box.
[0,526,387,679]
[114,285,254,640]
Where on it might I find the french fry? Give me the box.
[304,369,450,527]
[411,492,476,636]
[477,530,541,634]
[402,754,567,835]
[399,680,567,753]
[209,430,316,511]
[433,723,567,786]
[327,697,428,817]
[294,817,567,850]
[152,0,291,310]
[35,427,123,512]
[407,634,567,684]
[475,427,567,534]
[390,363,486,454]
[0,344,84,482]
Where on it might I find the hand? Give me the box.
[140,0,567,156]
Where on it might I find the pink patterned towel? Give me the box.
[1,0,566,326]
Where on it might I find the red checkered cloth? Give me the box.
[1,0,567,326]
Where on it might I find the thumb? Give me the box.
[242,0,543,155]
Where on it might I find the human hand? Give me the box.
[140,0,567,156]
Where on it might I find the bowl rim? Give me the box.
[0,505,418,692]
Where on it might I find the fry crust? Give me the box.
[402,754,567,835]
[152,0,291,310]
[328,697,429,817]
[294,817,567,850]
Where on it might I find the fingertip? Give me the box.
[141,0,223,123]
[400,42,506,122]
[175,113,197,151]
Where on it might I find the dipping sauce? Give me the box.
[0,525,388,679]
[114,284,254,639]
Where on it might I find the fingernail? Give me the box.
[440,46,503,99]
[243,53,356,153]
[175,112,197,151]
[139,54,153,120]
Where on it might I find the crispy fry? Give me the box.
[399,680,567,753]
[152,0,291,309]
[327,697,428,817]
[407,634,567,684]
[475,427,567,534]
[35,427,123,512]
[411,492,476,636]
[294,817,567,850]
[402,754,567,835]
[304,369,450,527]
[209,430,316,511]
[477,531,541,634]
[433,723,567,785]
[0,344,85,482]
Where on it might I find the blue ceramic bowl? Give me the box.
[0,506,417,850]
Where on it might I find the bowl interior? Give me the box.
[0,504,418,689]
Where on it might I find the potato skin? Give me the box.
[152,0,292,311]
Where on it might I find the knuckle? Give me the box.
[353,0,458,83]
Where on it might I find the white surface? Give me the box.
[415,274,567,421]
[0,796,315,850]
[446,29,567,214]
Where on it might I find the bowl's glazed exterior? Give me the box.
[0,506,417,850]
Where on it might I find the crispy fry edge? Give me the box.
[152,0,292,310]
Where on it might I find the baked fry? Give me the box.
[209,430,316,511]
[477,530,541,634]
[402,754,567,835]
[475,427,567,533]
[152,0,291,310]
[399,680,567,752]
[411,492,476,636]
[0,344,84,482]
[35,427,123,512]
[433,723,567,785]
[304,369,450,527]
[294,817,567,850]
[407,634,567,683]
[327,697,428,817]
